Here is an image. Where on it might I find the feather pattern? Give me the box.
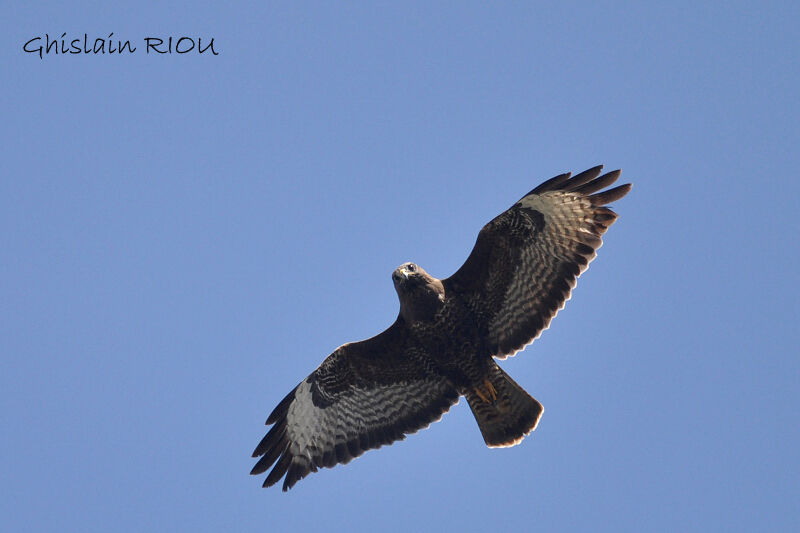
[253,166,631,490]
[251,322,459,491]
[444,167,631,358]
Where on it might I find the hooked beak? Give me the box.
[393,267,410,283]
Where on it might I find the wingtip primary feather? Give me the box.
[527,165,623,197]
[565,165,605,190]
[529,171,572,195]
[590,182,632,205]
[263,449,293,488]
[266,388,296,425]
[572,169,621,195]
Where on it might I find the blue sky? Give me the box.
[3,2,799,531]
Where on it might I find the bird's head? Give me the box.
[392,262,445,322]
[392,262,424,287]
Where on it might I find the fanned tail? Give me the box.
[466,363,543,447]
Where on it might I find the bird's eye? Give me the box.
[408,264,416,272]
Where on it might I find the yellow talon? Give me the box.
[474,387,490,404]
[474,379,498,405]
[485,379,497,402]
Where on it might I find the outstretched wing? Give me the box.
[251,321,459,491]
[444,166,631,359]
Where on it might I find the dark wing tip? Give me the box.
[263,449,292,488]
[564,165,605,190]
[529,171,573,195]
[266,389,295,425]
[571,169,621,195]
[282,457,314,491]
[523,166,633,203]
[528,165,620,197]
[251,419,288,472]
[590,182,631,205]
[252,386,298,487]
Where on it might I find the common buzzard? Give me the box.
[252,166,631,490]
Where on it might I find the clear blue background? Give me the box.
[3,2,798,531]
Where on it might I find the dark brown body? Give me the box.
[252,166,631,490]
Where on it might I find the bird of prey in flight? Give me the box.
[251,166,631,491]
